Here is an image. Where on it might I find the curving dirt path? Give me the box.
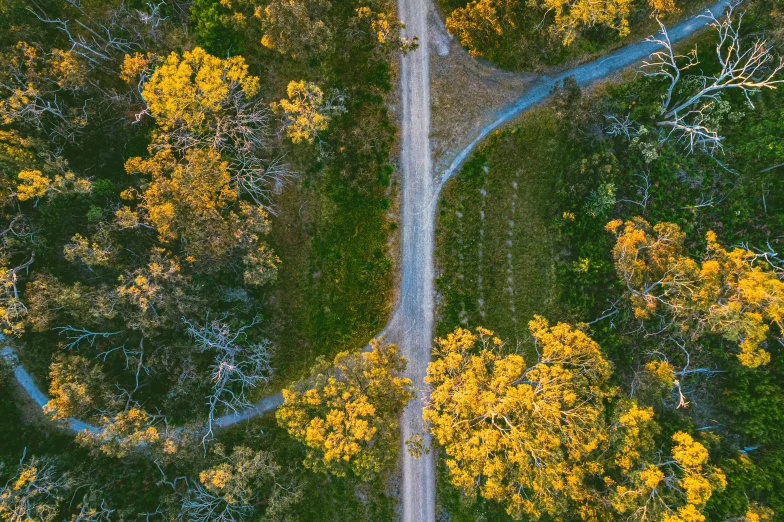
[1,345,100,434]
[7,1,731,518]
[435,0,732,194]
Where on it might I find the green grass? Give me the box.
[264,91,396,389]
[435,109,579,343]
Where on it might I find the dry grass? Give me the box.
[428,8,539,174]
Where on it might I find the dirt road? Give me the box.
[395,0,436,519]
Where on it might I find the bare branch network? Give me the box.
[183,315,273,446]
[639,2,784,154]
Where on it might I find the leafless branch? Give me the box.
[641,3,784,155]
[604,113,640,141]
[183,315,273,447]
[54,326,121,350]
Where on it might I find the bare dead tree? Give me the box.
[641,3,784,154]
[604,113,640,141]
[0,454,71,522]
[741,241,784,273]
[0,45,88,141]
[617,171,652,211]
[0,254,35,336]
[180,484,251,522]
[112,339,150,409]
[28,3,144,71]
[183,315,273,446]
[71,498,114,522]
[136,2,169,39]
[588,298,622,326]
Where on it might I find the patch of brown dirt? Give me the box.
[428,7,540,175]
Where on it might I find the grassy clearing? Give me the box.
[435,109,579,344]
[433,106,590,522]
[264,98,396,390]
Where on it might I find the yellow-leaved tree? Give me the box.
[424,319,614,520]
[0,457,71,522]
[122,147,279,284]
[444,0,669,55]
[129,47,285,206]
[76,407,170,459]
[43,354,117,421]
[543,0,634,45]
[603,405,726,521]
[255,0,334,59]
[141,47,259,132]
[276,340,413,479]
[445,0,520,58]
[607,217,784,367]
[187,444,301,520]
[426,322,726,521]
[272,80,344,144]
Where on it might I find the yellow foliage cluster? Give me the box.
[142,47,259,131]
[610,432,726,522]
[15,170,49,201]
[119,52,160,84]
[78,407,160,458]
[425,319,614,519]
[0,296,25,337]
[0,42,87,127]
[12,467,36,492]
[648,0,678,16]
[427,322,729,521]
[43,354,112,422]
[644,360,677,389]
[276,340,413,479]
[47,48,86,91]
[444,0,672,56]
[114,250,189,328]
[445,0,518,58]
[612,403,658,473]
[543,0,633,45]
[745,504,775,522]
[122,148,278,281]
[353,6,416,50]
[198,445,280,507]
[607,218,784,367]
[64,233,111,267]
[272,80,335,144]
[356,7,392,43]
[255,0,333,58]
[16,169,91,203]
[0,458,67,522]
[0,131,37,200]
